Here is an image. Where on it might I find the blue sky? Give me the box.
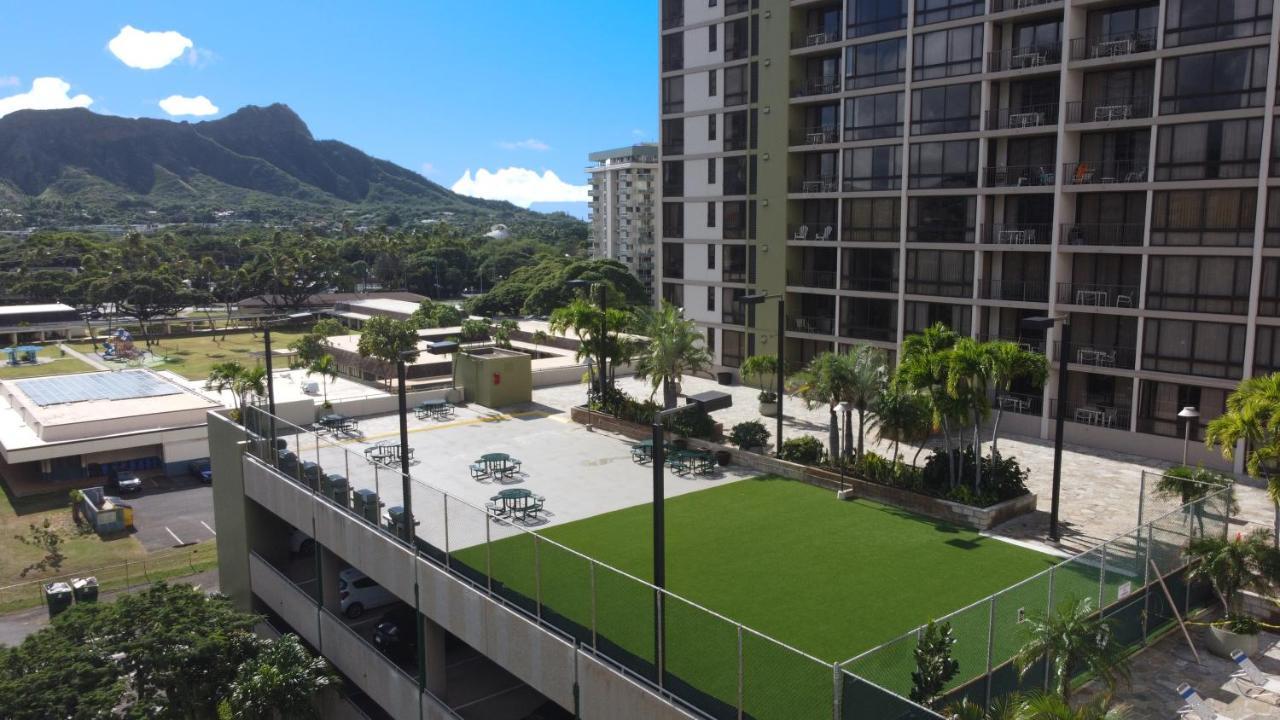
[0,2,658,217]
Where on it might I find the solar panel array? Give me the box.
[16,370,183,407]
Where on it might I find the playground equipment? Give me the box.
[101,329,142,361]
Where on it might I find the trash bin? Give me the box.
[352,489,379,524]
[71,576,99,604]
[386,506,406,537]
[44,582,73,618]
[325,474,349,508]
[717,371,733,386]
[276,450,298,476]
[300,461,322,490]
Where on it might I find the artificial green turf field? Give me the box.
[458,476,1066,718]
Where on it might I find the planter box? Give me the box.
[1206,625,1260,658]
[759,402,778,418]
[569,407,1037,530]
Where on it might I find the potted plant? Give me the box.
[729,421,771,454]
[741,354,780,417]
[1185,528,1280,658]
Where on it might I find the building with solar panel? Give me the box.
[0,369,223,497]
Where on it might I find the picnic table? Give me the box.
[667,449,717,476]
[487,487,545,522]
[471,452,521,479]
[414,399,454,420]
[365,440,411,467]
[318,414,357,434]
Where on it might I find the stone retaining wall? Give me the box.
[569,406,1037,530]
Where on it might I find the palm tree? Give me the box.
[306,354,338,407]
[898,323,961,486]
[871,382,932,464]
[741,354,780,404]
[947,337,996,494]
[222,634,334,720]
[206,361,267,420]
[1185,529,1280,619]
[986,341,1048,455]
[948,692,1129,720]
[1205,373,1280,542]
[631,302,711,409]
[790,352,846,458]
[531,329,550,357]
[839,345,889,460]
[1013,596,1130,705]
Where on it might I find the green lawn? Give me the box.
[69,329,307,381]
[458,477,1059,718]
[0,356,97,380]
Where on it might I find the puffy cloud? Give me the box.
[497,138,550,151]
[108,25,193,70]
[0,76,19,88]
[158,94,219,116]
[0,77,92,119]
[451,168,588,208]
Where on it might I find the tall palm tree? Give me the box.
[871,382,932,464]
[1205,373,1280,542]
[947,337,996,494]
[1013,597,1130,705]
[206,361,267,419]
[839,345,889,460]
[306,353,338,406]
[898,323,961,486]
[790,351,846,458]
[986,341,1048,455]
[631,302,711,409]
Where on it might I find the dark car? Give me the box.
[372,606,419,661]
[107,471,143,494]
[188,459,212,483]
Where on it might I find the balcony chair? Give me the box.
[814,225,833,242]
[792,224,809,241]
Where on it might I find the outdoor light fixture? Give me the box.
[261,311,314,448]
[1020,314,1070,542]
[739,292,786,455]
[1178,406,1200,466]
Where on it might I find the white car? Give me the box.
[338,568,395,619]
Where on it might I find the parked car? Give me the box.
[107,472,143,494]
[188,459,212,483]
[338,568,395,619]
[372,605,419,661]
[288,528,314,555]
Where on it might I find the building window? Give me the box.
[842,197,900,242]
[662,117,684,155]
[1146,256,1251,315]
[905,250,974,298]
[904,301,971,335]
[723,156,747,195]
[847,0,907,37]
[912,25,983,81]
[845,92,903,141]
[708,24,717,52]
[662,76,684,114]
[707,157,716,184]
[908,140,978,189]
[708,244,716,269]
[709,68,718,97]
[707,286,716,312]
[842,145,902,191]
[707,327,716,354]
[1164,0,1272,48]
[908,196,975,243]
[1257,259,1280,317]
[707,201,716,228]
[845,38,906,90]
[1142,319,1246,380]
[915,0,984,27]
[1154,118,1264,181]
[708,113,717,141]
[1160,47,1269,115]
[724,64,748,106]
[1150,189,1256,247]
[663,202,684,238]
[724,201,747,239]
[662,243,685,279]
[662,160,684,196]
[910,83,979,136]
[662,33,683,72]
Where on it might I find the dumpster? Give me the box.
[324,474,349,507]
[71,576,99,604]
[352,489,379,524]
[44,582,73,618]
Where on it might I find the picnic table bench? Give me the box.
[486,488,545,523]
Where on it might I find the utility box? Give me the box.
[44,582,73,618]
[353,489,379,524]
[71,576,99,604]
[455,347,532,409]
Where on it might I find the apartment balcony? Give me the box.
[982,223,1051,245]
[986,103,1059,131]
[790,223,836,241]
[985,165,1056,188]
[987,44,1062,73]
[788,269,838,289]
[1063,161,1147,185]
[791,125,840,146]
[910,224,975,244]
[722,310,746,325]
[840,324,896,342]
[990,0,1058,10]
[842,274,898,293]
[905,280,972,299]
[723,136,748,151]
[790,176,840,194]
[662,139,684,155]
[1061,223,1144,247]
[1057,282,1139,309]
[1065,96,1153,125]
[1069,29,1157,62]
[992,391,1044,417]
[979,279,1050,303]
[1052,400,1132,430]
[792,77,841,99]
[1055,341,1137,370]
[978,334,1046,354]
[792,29,842,50]
[723,266,748,283]
[661,11,682,30]
[789,315,835,334]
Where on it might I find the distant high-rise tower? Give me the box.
[587,144,659,298]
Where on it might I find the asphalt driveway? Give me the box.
[126,475,216,550]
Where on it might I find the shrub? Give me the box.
[729,421,770,451]
[779,435,826,465]
[591,389,718,441]
[920,448,1029,507]
[667,405,717,441]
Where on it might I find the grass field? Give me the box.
[0,356,97,380]
[69,329,307,381]
[458,477,1058,718]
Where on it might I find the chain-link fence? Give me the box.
[841,485,1232,710]
[240,406,943,720]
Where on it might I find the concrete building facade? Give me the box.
[587,144,659,297]
[659,0,1280,467]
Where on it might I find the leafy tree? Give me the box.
[897,324,963,488]
[871,382,933,464]
[311,318,347,337]
[1205,373,1280,542]
[306,354,338,406]
[790,352,848,459]
[410,298,463,329]
[548,297,634,398]
[1013,597,1129,704]
[631,302,710,409]
[459,318,491,343]
[741,354,779,403]
[219,633,334,720]
[86,268,203,348]
[14,518,66,577]
[357,316,421,364]
[729,420,771,451]
[1185,529,1280,622]
[909,620,959,709]
[492,319,518,349]
[947,693,1130,720]
[249,235,341,310]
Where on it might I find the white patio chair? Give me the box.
[1230,649,1280,703]
[792,224,809,241]
[814,225,833,242]
[1176,683,1233,720]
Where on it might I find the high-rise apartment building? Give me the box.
[587,144,659,296]
[659,0,1280,468]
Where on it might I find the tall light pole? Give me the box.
[396,348,419,546]
[836,401,850,492]
[739,292,786,454]
[1178,406,1200,466]
[1021,314,1070,542]
[261,311,312,446]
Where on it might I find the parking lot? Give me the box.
[126,473,216,551]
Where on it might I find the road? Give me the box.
[127,475,217,551]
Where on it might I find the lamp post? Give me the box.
[261,311,313,446]
[1178,406,1200,466]
[396,348,419,546]
[650,391,733,680]
[1021,314,1070,542]
[739,292,786,455]
[566,279,609,409]
[836,401,850,492]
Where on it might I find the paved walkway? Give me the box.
[533,377,1275,556]
[57,342,111,371]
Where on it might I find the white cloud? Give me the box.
[108,25,193,70]
[0,76,19,88]
[419,162,437,176]
[186,47,216,69]
[451,168,588,208]
[158,94,219,116]
[497,138,550,151]
[0,77,92,119]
